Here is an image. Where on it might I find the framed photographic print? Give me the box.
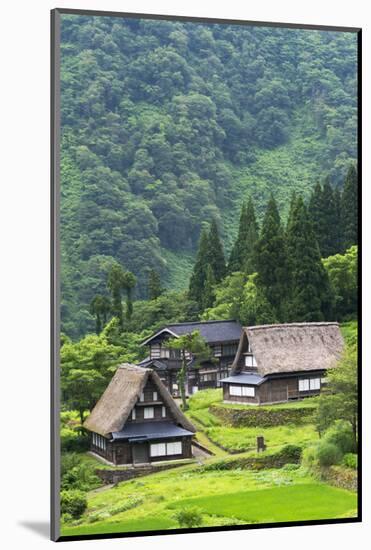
[51,8,361,542]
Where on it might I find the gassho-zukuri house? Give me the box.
[83,364,196,465]
[221,322,344,405]
[139,320,242,396]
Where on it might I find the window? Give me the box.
[150,441,182,457]
[150,344,161,359]
[150,443,166,457]
[222,343,238,356]
[321,377,327,384]
[242,386,255,397]
[93,433,96,446]
[172,383,178,390]
[167,441,182,455]
[200,373,216,382]
[144,407,154,419]
[213,344,222,357]
[169,348,181,359]
[299,378,321,392]
[160,347,170,359]
[299,379,310,392]
[162,406,166,418]
[310,378,320,390]
[139,392,144,402]
[131,408,136,420]
[153,391,158,401]
[230,385,242,396]
[245,354,257,368]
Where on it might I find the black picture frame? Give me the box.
[51,8,362,542]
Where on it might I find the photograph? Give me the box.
[52,8,360,540]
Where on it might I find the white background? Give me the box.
[0,0,369,548]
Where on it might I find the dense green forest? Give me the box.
[60,15,357,338]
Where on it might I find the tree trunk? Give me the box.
[178,350,188,411]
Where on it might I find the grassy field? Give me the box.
[170,484,357,524]
[61,464,356,536]
[205,424,318,453]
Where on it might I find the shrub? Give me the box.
[61,453,101,491]
[302,445,319,468]
[61,427,90,453]
[323,422,356,455]
[173,507,203,528]
[282,463,300,471]
[317,442,342,467]
[342,453,358,469]
[276,445,302,463]
[60,490,87,519]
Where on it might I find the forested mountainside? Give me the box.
[60,15,357,338]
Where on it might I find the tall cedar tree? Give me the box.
[308,182,323,249]
[228,198,259,274]
[202,265,216,311]
[309,180,341,258]
[286,197,334,321]
[89,295,111,334]
[321,178,341,257]
[147,269,163,300]
[254,196,290,321]
[107,264,136,331]
[207,218,227,282]
[341,165,358,251]
[188,228,210,309]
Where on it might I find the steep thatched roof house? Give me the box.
[221,322,344,405]
[139,320,242,396]
[84,364,195,465]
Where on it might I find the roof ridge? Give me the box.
[246,322,340,331]
[167,319,238,327]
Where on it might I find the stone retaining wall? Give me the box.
[320,465,357,492]
[210,403,315,427]
[96,460,191,485]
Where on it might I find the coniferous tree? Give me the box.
[341,165,358,250]
[89,295,111,334]
[308,182,324,251]
[207,218,226,282]
[228,203,247,273]
[188,228,210,309]
[228,198,259,274]
[254,196,290,320]
[107,263,136,330]
[147,269,163,300]
[321,178,340,257]
[333,187,342,254]
[202,265,216,310]
[286,197,334,321]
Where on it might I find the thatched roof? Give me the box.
[231,322,344,377]
[83,363,195,437]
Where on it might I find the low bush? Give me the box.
[323,422,356,455]
[342,453,357,470]
[61,453,101,491]
[60,490,87,519]
[302,445,319,469]
[173,507,203,528]
[316,442,342,467]
[61,427,90,453]
[276,445,302,463]
[281,463,300,472]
